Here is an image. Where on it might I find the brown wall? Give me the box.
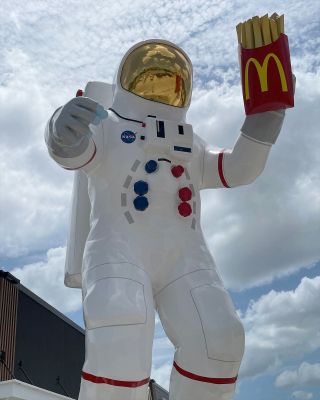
[0,272,19,381]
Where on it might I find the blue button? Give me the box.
[133,196,149,211]
[134,180,149,195]
[145,160,158,174]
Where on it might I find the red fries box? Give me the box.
[239,33,294,115]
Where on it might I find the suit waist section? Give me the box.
[82,216,211,283]
[89,186,200,230]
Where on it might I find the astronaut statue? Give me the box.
[45,40,288,400]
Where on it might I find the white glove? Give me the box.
[52,96,108,148]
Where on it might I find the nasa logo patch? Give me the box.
[121,131,136,144]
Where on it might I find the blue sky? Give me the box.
[0,1,319,399]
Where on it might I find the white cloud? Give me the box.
[152,335,174,368]
[240,276,320,379]
[1,0,318,90]
[11,247,82,313]
[0,50,72,259]
[292,391,313,400]
[199,69,320,289]
[276,362,320,388]
[151,362,171,391]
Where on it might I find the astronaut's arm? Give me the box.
[201,109,285,189]
[44,97,107,170]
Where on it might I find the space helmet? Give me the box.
[119,41,192,109]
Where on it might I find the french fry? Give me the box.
[252,16,263,47]
[245,19,255,49]
[236,23,242,44]
[260,14,272,45]
[241,22,247,48]
[270,18,279,41]
[277,14,285,34]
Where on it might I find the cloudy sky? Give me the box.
[1,1,319,399]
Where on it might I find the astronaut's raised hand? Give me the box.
[45,97,108,169]
[52,97,107,145]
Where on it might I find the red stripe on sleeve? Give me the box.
[218,151,230,188]
[173,361,237,385]
[82,371,150,387]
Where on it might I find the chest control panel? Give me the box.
[142,117,193,162]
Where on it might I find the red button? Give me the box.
[178,202,192,217]
[178,187,192,201]
[76,89,84,97]
[171,165,184,178]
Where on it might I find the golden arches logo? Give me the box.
[244,53,288,100]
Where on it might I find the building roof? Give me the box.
[0,379,73,400]
[0,270,84,335]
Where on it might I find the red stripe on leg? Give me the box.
[173,362,237,385]
[218,151,230,188]
[82,371,150,387]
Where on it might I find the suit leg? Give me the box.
[79,262,155,400]
[155,268,245,400]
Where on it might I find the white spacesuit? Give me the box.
[45,39,287,400]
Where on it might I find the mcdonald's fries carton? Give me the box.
[238,15,294,115]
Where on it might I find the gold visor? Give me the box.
[120,42,192,108]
